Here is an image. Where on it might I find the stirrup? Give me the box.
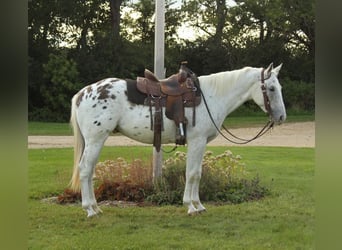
[175,123,186,145]
[175,134,186,145]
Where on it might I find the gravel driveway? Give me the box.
[28,122,315,148]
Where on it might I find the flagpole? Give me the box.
[152,0,165,180]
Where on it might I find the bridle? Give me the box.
[261,68,272,117]
[200,68,275,145]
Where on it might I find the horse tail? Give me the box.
[69,93,84,192]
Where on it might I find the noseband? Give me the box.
[261,68,272,117]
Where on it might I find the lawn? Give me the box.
[29,146,314,249]
[28,121,73,135]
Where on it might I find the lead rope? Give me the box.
[161,145,178,153]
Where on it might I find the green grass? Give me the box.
[223,114,314,128]
[28,114,314,135]
[28,122,73,135]
[29,146,314,249]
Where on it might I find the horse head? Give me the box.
[251,63,286,124]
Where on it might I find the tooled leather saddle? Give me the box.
[136,62,201,151]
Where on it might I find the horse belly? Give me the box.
[117,105,177,144]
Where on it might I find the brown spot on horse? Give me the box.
[97,84,112,100]
[86,86,92,94]
[76,91,85,107]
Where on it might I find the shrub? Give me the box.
[94,158,153,202]
[282,79,315,112]
[57,189,81,204]
[57,158,153,204]
[147,150,269,205]
[58,151,269,205]
[147,152,187,205]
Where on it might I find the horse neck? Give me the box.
[199,67,259,119]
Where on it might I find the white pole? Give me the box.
[154,0,165,79]
[153,0,165,180]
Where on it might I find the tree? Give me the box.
[28,0,56,112]
[226,0,315,80]
[28,0,315,121]
[181,0,229,40]
[40,51,81,121]
[109,0,124,40]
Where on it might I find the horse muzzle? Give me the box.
[272,113,286,125]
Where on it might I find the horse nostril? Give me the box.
[279,115,284,121]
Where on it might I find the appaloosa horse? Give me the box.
[70,63,286,217]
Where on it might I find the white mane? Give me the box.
[198,67,255,96]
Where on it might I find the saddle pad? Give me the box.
[125,79,146,105]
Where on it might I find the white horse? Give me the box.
[70,63,286,217]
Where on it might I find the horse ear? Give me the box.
[265,62,273,78]
[273,63,283,76]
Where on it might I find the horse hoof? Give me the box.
[87,213,97,218]
[188,212,198,216]
[86,208,98,218]
[198,209,206,214]
[187,209,199,216]
[93,205,103,214]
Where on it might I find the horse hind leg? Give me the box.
[79,139,106,217]
[88,167,103,215]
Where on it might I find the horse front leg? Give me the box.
[191,178,206,213]
[183,138,207,215]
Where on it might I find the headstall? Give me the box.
[260,68,272,117]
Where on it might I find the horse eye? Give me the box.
[269,86,275,92]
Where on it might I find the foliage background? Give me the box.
[28,0,315,122]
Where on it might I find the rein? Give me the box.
[200,68,274,145]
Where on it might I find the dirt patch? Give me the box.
[28,122,315,149]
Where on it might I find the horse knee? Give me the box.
[187,170,201,182]
[79,167,93,181]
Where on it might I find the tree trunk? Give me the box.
[259,20,265,45]
[109,0,123,40]
[214,0,227,43]
[77,19,90,50]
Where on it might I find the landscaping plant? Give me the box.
[58,150,269,205]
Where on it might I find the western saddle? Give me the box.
[136,62,201,151]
